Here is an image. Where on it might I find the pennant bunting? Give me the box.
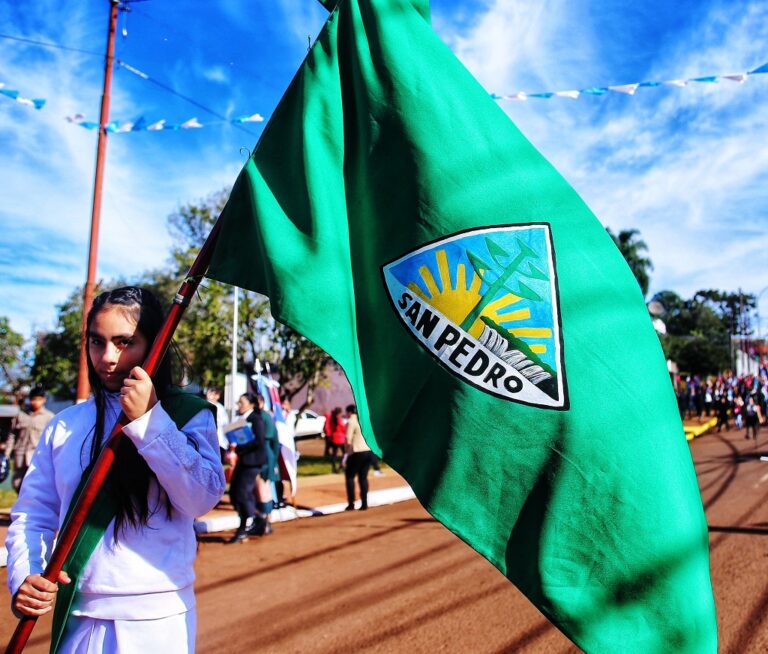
[16,59,766,136]
[494,62,767,101]
[64,112,265,133]
[0,83,45,109]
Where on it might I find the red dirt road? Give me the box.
[4,424,768,652]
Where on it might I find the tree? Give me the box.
[0,316,27,392]
[652,290,734,375]
[606,228,654,297]
[164,191,334,403]
[28,190,337,403]
[30,286,97,399]
[694,289,756,339]
[270,323,333,410]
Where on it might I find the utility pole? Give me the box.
[75,0,120,402]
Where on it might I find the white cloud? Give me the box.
[0,1,245,337]
[273,0,328,46]
[200,65,230,84]
[434,0,768,301]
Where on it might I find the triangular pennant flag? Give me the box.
[233,113,265,123]
[554,90,580,99]
[608,83,639,95]
[181,117,203,129]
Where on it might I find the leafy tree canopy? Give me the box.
[0,316,27,393]
[651,289,756,375]
[30,191,334,405]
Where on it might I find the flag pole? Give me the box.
[4,217,224,654]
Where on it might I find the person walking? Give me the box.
[254,394,280,535]
[6,286,225,652]
[7,386,54,491]
[744,394,763,441]
[344,405,374,511]
[716,394,730,432]
[227,393,267,543]
[327,407,347,473]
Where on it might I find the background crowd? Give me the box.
[675,362,768,439]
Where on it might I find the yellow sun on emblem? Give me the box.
[407,249,551,354]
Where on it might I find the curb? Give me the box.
[0,486,416,566]
[193,485,415,534]
[684,417,719,441]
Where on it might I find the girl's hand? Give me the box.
[120,366,158,421]
[14,571,71,617]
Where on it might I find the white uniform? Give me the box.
[5,392,226,653]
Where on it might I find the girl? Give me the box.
[6,287,225,653]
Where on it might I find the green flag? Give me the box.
[206,0,717,650]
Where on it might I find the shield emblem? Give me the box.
[382,224,568,409]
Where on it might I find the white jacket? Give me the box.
[5,392,226,620]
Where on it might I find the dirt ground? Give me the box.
[4,423,768,652]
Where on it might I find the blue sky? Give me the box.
[1,0,767,340]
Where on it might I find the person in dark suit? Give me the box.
[228,393,267,543]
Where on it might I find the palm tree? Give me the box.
[606,228,654,297]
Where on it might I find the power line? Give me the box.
[0,32,259,137]
[116,60,258,137]
[0,33,103,57]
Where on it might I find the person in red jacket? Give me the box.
[327,407,347,473]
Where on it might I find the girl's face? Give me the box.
[88,304,149,391]
[237,395,253,415]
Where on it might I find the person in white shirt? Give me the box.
[6,286,225,653]
[205,387,230,453]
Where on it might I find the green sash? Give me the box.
[49,391,213,653]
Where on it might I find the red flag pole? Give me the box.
[5,217,224,654]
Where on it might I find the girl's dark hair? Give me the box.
[85,286,173,538]
[330,406,342,430]
[240,393,258,408]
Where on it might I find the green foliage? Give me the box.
[653,288,755,375]
[606,227,653,297]
[270,323,332,409]
[149,190,334,401]
[30,287,97,399]
[0,316,27,391]
[27,190,335,403]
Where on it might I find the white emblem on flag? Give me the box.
[382,224,568,409]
